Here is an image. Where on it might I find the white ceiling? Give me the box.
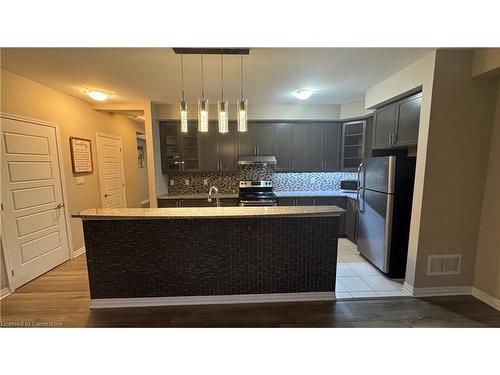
[1,48,433,105]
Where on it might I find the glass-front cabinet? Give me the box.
[341,120,366,171]
[160,120,200,173]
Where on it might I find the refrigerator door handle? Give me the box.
[356,162,364,212]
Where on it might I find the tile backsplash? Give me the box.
[273,172,357,191]
[167,165,357,194]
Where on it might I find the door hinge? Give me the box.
[11,270,14,277]
[1,203,3,210]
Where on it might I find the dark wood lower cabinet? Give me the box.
[344,198,357,243]
[158,198,239,208]
[158,199,177,208]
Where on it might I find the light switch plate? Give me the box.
[203,179,208,185]
[76,176,85,185]
[170,180,174,186]
[184,179,190,186]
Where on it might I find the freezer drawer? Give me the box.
[356,189,393,273]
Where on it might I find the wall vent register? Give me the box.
[427,254,462,275]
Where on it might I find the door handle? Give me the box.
[55,203,65,209]
[104,193,110,198]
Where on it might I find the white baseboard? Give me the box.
[73,246,85,258]
[403,282,472,297]
[0,287,11,300]
[91,292,335,309]
[472,287,500,311]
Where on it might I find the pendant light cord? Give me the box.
[200,54,205,99]
[240,54,244,98]
[221,54,224,100]
[180,54,185,101]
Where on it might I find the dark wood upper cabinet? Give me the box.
[306,124,323,171]
[237,122,256,156]
[372,92,421,149]
[373,103,397,149]
[395,93,421,146]
[200,122,219,172]
[160,119,354,174]
[219,122,238,171]
[291,124,308,171]
[275,123,292,171]
[364,116,374,158]
[341,121,366,171]
[159,121,200,173]
[322,123,342,171]
[255,123,275,155]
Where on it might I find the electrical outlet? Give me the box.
[76,176,85,185]
[170,180,174,186]
[185,179,190,186]
[203,179,208,186]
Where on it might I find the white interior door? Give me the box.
[95,133,126,208]
[1,117,71,289]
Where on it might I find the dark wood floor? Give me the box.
[1,255,499,328]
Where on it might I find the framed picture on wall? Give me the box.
[69,136,93,173]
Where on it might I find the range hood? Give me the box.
[238,155,277,165]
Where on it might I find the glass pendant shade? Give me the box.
[179,101,188,133]
[198,99,209,132]
[218,100,229,133]
[237,98,248,132]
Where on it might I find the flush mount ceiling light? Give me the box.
[84,89,111,102]
[293,89,313,100]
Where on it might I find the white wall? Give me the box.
[154,103,341,120]
[339,100,374,119]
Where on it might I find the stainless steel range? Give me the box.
[238,180,277,207]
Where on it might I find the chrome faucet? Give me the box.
[207,186,220,207]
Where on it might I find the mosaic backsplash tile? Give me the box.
[167,166,357,194]
[273,172,357,191]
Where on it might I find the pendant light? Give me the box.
[237,53,248,132]
[217,54,228,133]
[179,54,188,133]
[198,54,209,132]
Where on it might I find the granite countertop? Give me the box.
[158,190,358,200]
[73,206,345,220]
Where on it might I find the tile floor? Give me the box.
[336,238,408,299]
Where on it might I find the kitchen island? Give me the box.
[73,206,344,308]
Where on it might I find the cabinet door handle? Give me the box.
[388,133,392,146]
[392,133,397,145]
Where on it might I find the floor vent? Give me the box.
[427,254,462,275]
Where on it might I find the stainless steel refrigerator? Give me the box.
[356,155,416,278]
